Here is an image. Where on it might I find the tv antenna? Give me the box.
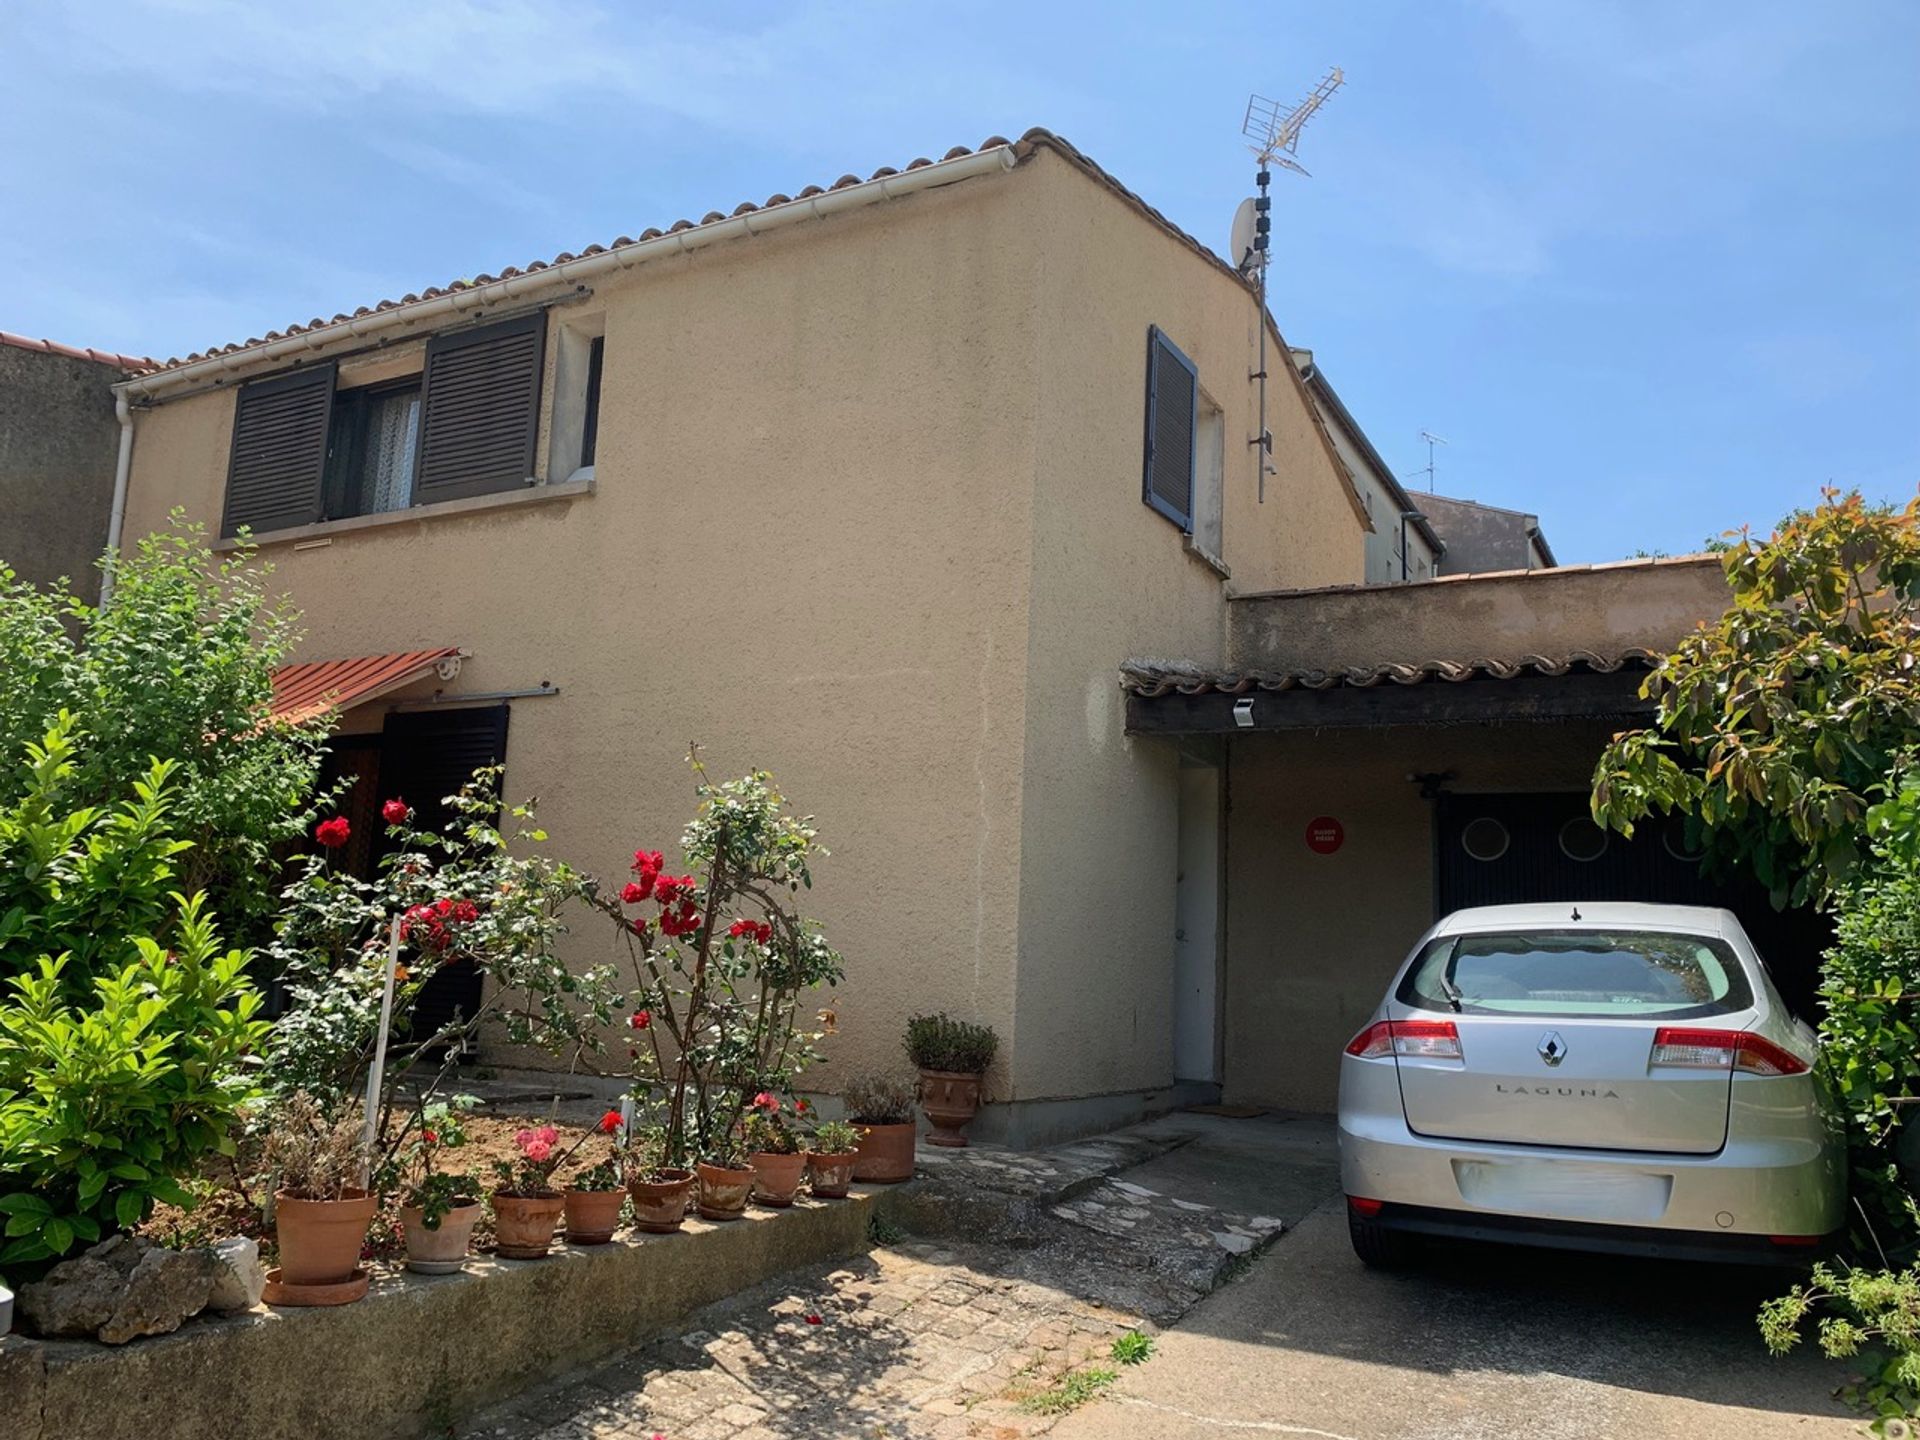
[1410,429,1447,492]
[1235,67,1344,502]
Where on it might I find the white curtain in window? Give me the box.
[361,391,421,513]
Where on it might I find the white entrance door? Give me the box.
[1173,765,1221,1083]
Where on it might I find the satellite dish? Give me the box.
[1229,197,1257,272]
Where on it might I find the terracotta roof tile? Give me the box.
[0,329,155,373]
[140,130,1259,375]
[1119,650,1661,699]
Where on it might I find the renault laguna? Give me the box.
[1337,902,1844,1267]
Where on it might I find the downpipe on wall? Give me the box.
[99,392,135,607]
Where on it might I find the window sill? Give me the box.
[214,478,595,551]
[1185,534,1231,580]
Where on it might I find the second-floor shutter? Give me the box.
[414,314,546,503]
[222,363,336,537]
[1142,326,1197,532]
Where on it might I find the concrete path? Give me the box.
[1053,1126,1858,1440]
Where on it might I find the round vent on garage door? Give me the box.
[1460,816,1510,862]
[1558,816,1610,863]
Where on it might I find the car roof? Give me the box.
[1433,902,1739,939]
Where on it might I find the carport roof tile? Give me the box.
[1119,649,1661,698]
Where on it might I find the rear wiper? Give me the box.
[1437,940,1464,1012]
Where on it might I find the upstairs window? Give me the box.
[1142,326,1197,533]
[547,318,606,482]
[323,378,422,519]
[221,312,546,537]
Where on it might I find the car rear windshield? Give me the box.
[1396,929,1753,1019]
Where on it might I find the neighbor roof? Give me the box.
[0,329,155,374]
[1119,649,1658,698]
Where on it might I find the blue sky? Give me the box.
[3,1,1914,562]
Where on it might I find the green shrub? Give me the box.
[0,519,333,945]
[903,1013,997,1074]
[841,1072,916,1124]
[1761,1263,1920,1432]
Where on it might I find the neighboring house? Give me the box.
[1420,490,1556,574]
[1290,348,1443,584]
[108,130,1375,1144]
[0,330,154,603]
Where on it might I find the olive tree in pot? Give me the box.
[843,1073,918,1182]
[591,755,844,1223]
[906,1015,998,1148]
[261,1091,375,1305]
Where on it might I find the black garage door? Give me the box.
[1435,792,1829,1018]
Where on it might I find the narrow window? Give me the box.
[1191,394,1225,563]
[579,335,605,469]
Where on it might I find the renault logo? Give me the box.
[1538,1032,1567,1067]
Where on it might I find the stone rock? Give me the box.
[17,1234,216,1344]
[206,1236,265,1313]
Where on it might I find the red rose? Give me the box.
[795,1098,810,1114]
[621,880,649,905]
[630,1009,652,1030]
[599,1109,623,1134]
[752,1091,779,1112]
[315,817,350,848]
[452,899,479,924]
[382,798,409,825]
[422,1129,438,1144]
[631,848,664,878]
[805,1313,822,1326]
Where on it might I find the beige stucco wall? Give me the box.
[120,165,1049,1092]
[1222,722,1618,1113]
[1009,150,1368,1101]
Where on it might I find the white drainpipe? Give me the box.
[99,391,135,607]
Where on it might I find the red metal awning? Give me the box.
[271,648,463,725]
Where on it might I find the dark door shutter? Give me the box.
[222,363,336,537]
[379,705,511,1050]
[1142,326,1197,532]
[413,314,546,504]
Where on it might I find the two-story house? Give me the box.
[108,131,1375,1143]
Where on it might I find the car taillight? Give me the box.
[1344,1019,1462,1060]
[1348,1196,1385,1217]
[1649,1027,1809,1076]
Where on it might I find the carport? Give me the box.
[1123,555,1825,1114]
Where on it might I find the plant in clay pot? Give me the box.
[491,1122,595,1259]
[743,1093,807,1207]
[843,1072,919,1182]
[381,1099,482,1274]
[905,1014,997,1148]
[589,754,845,1222]
[625,1124,696,1234]
[562,1111,629,1244]
[261,1091,375,1304]
[805,1119,862,1200]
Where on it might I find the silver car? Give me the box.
[1337,902,1844,1267]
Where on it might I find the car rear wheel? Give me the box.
[1348,1207,1419,1269]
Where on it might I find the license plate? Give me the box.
[1451,1158,1672,1223]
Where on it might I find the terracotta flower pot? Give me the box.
[749,1150,807,1207]
[696,1161,754,1221]
[806,1151,856,1200]
[628,1168,696,1234]
[400,1200,481,1274]
[274,1188,377,1286]
[851,1122,916,1183]
[491,1190,565,1258]
[919,1069,984,1148]
[563,1187,626,1244]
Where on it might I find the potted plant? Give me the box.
[491,1122,593,1259]
[906,1014,998,1148]
[626,1124,697,1234]
[844,1072,919,1182]
[696,1134,756,1222]
[262,1091,376,1304]
[563,1110,629,1244]
[805,1119,862,1199]
[387,1099,483,1274]
[744,1092,807,1207]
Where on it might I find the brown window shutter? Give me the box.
[1142,326,1197,532]
[413,314,546,503]
[221,363,336,537]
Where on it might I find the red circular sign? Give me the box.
[1305,817,1344,855]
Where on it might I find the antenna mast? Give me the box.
[1239,67,1343,502]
